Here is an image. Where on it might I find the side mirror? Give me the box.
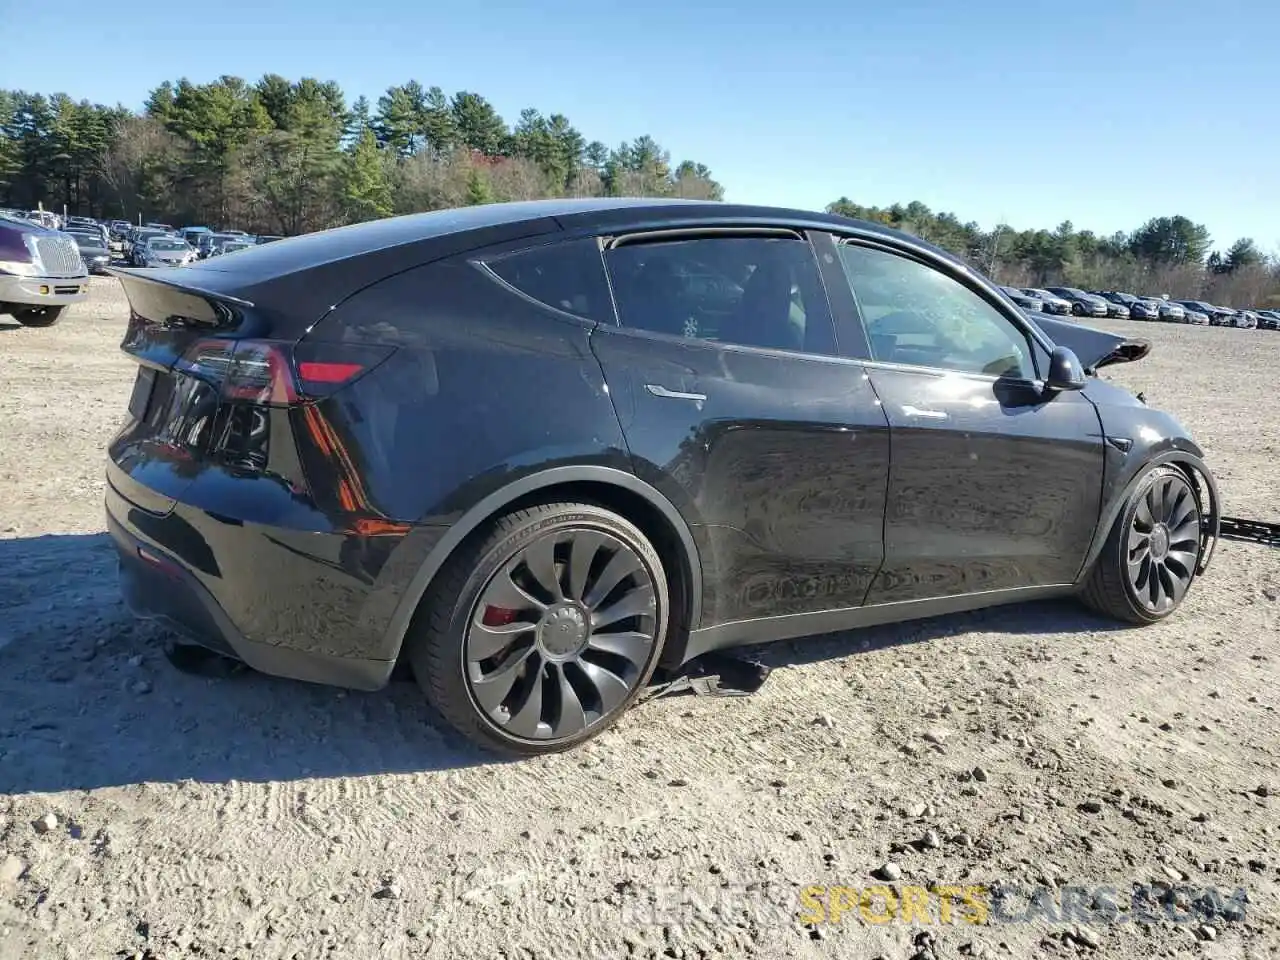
[1045,346,1087,392]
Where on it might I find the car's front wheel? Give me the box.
[407,502,669,756]
[12,306,65,327]
[1080,466,1201,624]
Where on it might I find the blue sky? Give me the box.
[3,0,1276,253]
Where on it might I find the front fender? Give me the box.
[1075,444,1221,584]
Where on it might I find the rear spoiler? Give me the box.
[107,266,256,312]
[108,267,256,371]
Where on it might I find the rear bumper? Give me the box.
[0,273,89,307]
[106,472,398,691]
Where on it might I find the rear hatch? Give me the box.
[107,267,390,516]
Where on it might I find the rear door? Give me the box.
[824,238,1106,605]
[590,228,891,631]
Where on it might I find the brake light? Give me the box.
[293,342,395,398]
[297,361,365,384]
[174,339,394,405]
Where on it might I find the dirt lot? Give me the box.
[0,282,1277,960]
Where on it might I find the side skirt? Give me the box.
[680,584,1076,664]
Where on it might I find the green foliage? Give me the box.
[0,74,723,237]
[341,128,392,220]
[464,166,495,206]
[1128,215,1211,265]
[1223,237,1263,273]
[826,197,1277,306]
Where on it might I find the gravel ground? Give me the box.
[0,284,1277,960]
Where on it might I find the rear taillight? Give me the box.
[293,342,397,399]
[174,339,393,405]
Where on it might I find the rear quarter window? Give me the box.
[479,237,613,324]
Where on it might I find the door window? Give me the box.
[604,236,837,356]
[836,243,1035,379]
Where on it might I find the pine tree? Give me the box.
[342,128,391,221]
[464,166,494,206]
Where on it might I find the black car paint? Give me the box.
[106,199,1220,691]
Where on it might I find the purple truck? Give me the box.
[0,211,89,327]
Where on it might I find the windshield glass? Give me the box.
[149,240,188,252]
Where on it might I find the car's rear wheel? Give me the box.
[13,306,65,327]
[1080,466,1201,624]
[407,502,669,756]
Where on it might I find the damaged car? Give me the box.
[105,199,1221,755]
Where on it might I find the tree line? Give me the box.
[0,76,724,238]
[1,78,1275,309]
[826,199,1279,309]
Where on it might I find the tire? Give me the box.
[1079,466,1201,625]
[406,502,670,756]
[13,306,65,328]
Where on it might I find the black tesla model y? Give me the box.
[107,199,1221,755]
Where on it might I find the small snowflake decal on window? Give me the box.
[683,317,699,338]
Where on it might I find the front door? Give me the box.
[828,239,1106,606]
[590,230,891,631]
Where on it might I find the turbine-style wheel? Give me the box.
[407,502,669,755]
[1124,471,1200,615]
[1080,466,1202,624]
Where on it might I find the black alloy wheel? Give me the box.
[1124,471,1200,615]
[408,502,669,755]
[1080,466,1202,624]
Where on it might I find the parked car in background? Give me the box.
[136,236,197,267]
[0,211,89,326]
[1174,300,1224,326]
[71,221,110,246]
[1045,286,1110,318]
[1088,291,1131,319]
[1153,300,1186,323]
[1178,305,1208,325]
[1129,299,1161,320]
[1232,309,1258,329]
[209,237,256,257]
[1254,310,1280,330]
[127,228,174,265]
[196,232,238,259]
[144,222,176,232]
[1097,290,1137,309]
[65,230,112,273]
[181,226,213,247]
[999,286,1043,311]
[1020,288,1073,315]
[26,210,61,229]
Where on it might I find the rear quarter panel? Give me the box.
[296,253,634,661]
[301,253,630,526]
